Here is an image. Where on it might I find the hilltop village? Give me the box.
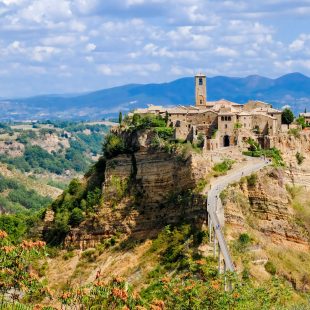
[134,74,283,151]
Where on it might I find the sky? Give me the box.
[0,0,309,97]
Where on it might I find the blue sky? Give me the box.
[0,0,309,97]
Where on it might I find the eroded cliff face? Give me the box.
[65,130,211,248]
[270,131,310,187]
[224,168,309,246]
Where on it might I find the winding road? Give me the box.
[205,157,271,272]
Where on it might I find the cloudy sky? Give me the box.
[0,0,309,97]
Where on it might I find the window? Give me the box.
[228,116,231,121]
[199,77,203,85]
[200,100,202,105]
[225,124,228,129]
[221,116,224,121]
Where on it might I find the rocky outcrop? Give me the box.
[224,168,309,245]
[65,130,211,249]
[270,130,310,187]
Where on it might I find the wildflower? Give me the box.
[233,292,240,299]
[1,246,15,253]
[151,300,165,310]
[112,288,128,302]
[114,276,125,284]
[211,281,220,290]
[161,277,170,283]
[196,259,205,265]
[0,230,8,239]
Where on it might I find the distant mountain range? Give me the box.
[1,72,309,121]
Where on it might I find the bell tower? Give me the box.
[195,73,207,108]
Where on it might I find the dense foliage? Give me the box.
[0,122,108,175]
[281,108,294,125]
[243,139,285,167]
[0,174,52,213]
[0,230,49,307]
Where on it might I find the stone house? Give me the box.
[133,74,283,150]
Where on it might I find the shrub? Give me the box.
[239,233,251,245]
[69,208,85,226]
[288,128,301,138]
[103,133,125,159]
[296,152,305,165]
[246,173,257,187]
[265,261,277,275]
[63,251,75,261]
[212,159,234,176]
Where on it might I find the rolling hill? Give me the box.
[1,72,309,121]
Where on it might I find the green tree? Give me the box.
[164,111,169,124]
[69,208,85,226]
[281,108,294,125]
[296,116,306,129]
[118,111,123,124]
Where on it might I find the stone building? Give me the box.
[300,112,310,125]
[133,73,283,150]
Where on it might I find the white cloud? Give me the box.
[31,46,59,62]
[86,43,96,52]
[0,0,309,96]
[215,47,239,57]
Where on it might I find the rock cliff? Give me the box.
[224,168,309,246]
[64,130,211,248]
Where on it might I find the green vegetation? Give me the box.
[212,159,235,176]
[0,122,108,175]
[234,122,242,129]
[296,116,307,129]
[243,139,285,167]
[282,108,294,125]
[288,127,301,138]
[44,172,103,245]
[0,174,52,213]
[265,261,277,275]
[296,152,305,165]
[246,173,257,187]
[0,230,48,306]
[103,133,125,159]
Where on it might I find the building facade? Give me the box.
[133,73,283,150]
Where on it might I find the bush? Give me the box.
[246,173,257,187]
[265,261,277,275]
[212,159,234,176]
[296,152,305,165]
[288,128,301,138]
[103,133,125,159]
[69,208,85,226]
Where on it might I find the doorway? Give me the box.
[223,135,230,147]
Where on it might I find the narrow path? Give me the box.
[205,157,271,272]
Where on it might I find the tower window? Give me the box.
[199,78,203,85]
[200,100,202,105]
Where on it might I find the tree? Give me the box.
[282,108,294,125]
[296,116,306,129]
[118,111,123,124]
[164,111,169,124]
